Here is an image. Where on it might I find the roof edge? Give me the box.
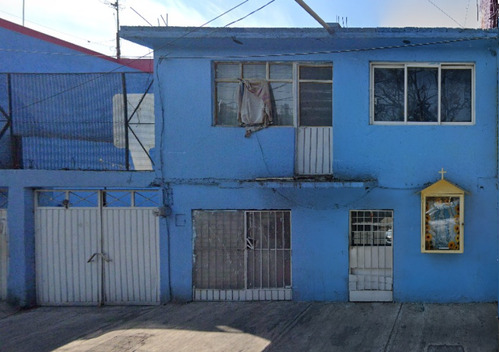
[0,18,153,72]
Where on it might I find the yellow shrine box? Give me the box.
[421,169,465,253]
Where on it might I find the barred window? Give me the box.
[350,210,393,246]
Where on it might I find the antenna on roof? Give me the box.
[22,0,25,26]
[160,14,168,26]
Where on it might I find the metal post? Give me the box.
[121,73,130,170]
[115,0,121,59]
[7,74,21,168]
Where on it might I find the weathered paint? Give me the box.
[121,26,498,302]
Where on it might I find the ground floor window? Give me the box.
[350,210,393,246]
[192,210,291,301]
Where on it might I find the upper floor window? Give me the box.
[370,63,474,125]
[214,62,332,127]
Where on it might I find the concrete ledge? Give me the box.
[165,177,377,189]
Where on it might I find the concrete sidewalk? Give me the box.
[0,302,497,352]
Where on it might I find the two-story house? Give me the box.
[2,21,497,308]
[120,24,499,303]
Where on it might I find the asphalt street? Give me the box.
[0,302,497,352]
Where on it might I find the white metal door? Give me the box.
[35,190,160,306]
[0,209,8,301]
[103,207,159,304]
[349,210,393,302]
[296,127,332,175]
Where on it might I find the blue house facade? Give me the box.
[1,21,498,307]
[0,19,164,307]
[120,25,499,303]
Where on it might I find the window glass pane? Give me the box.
[441,69,472,122]
[373,68,404,122]
[69,191,98,207]
[37,191,66,207]
[216,63,240,79]
[243,64,266,79]
[270,82,293,126]
[299,66,332,80]
[134,191,160,207]
[407,67,438,122]
[270,64,292,80]
[299,82,332,126]
[350,210,393,247]
[103,191,131,207]
[216,82,239,125]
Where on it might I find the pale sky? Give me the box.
[0,0,483,58]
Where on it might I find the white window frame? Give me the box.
[370,62,475,125]
[213,61,332,127]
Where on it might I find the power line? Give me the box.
[0,9,116,53]
[223,0,276,27]
[427,0,464,28]
[3,0,258,113]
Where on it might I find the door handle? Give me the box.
[87,252,112,263]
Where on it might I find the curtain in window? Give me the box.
[237,80,274,136]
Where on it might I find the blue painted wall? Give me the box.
[0,21,159,306]
[2,23,498,305]
[149,28,498,302]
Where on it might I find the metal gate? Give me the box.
[193,210,292,301]
[349,210,393,302]
[35,189,160,305]
[0,208,7,301]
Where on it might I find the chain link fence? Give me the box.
[0,72,154,171]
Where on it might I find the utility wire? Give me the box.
[0,9,115,53]
[427,0,464,28]
[5,0,496,114]
[223,0,276,27]
[5,0,254,113]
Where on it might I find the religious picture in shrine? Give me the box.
[421,169,465,254]
[424,196,460,251]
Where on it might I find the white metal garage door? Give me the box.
[35,190,160,306]
[0,208,7,301]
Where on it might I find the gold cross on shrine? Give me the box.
[438,168,447,180]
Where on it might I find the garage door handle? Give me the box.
[87,252,112,263]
